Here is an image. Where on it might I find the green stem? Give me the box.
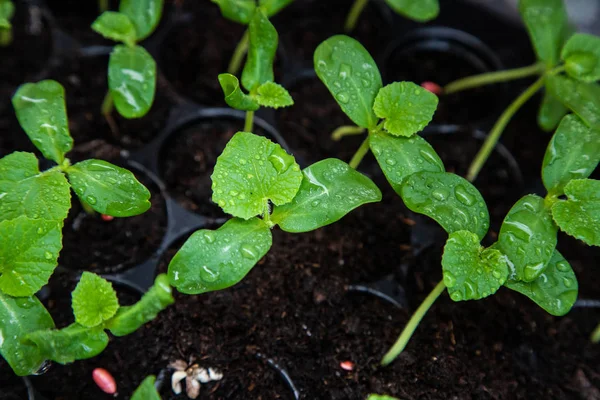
[444,62,545,95]
[466,76,546,182]
[381,280,446,366]
[99,0,109,12]
[228,30,250,76]
[591,323,600,344]
[331,125,365,141]
[244,110,254,132]
[344,0,369,32]
[349,136,370,169]
[0,28,13,47]
[101,91,114,116]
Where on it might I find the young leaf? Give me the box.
[131,376,161,400]
[401,171,489,240]
[0,292,54,376]
[211,132,302,219]
[384,0,439,22]
[370,131,445,195]
[107,274,174,337]
[119,0,163,41]
[218,73,260,111]
[496,195,557,282]
[72,272,119,328]
[271,158,382,232]
[442,230,508,301]
[25,324,109,364]
[108,44,156,119]
[505,250,577,316]
[211,0,256,24]
[241,8,277,91]
[542,114,600,194]
[12,80,73,164]
[259,0,293,17]
[561,33,600,82]
[168,218,272,294]
[538,90,568,132]
[91,11,137,46]
[0,0,14,23]
[518,0,568,66]
[66,159,151,217]
[314,35,382,129]
[0,152,71,222]
[551,178,600,246]
[254,81,294,108]
[546,75,600,130]
[373,82,438,137]
[0,216,62,297]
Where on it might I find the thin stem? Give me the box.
[381,280,446,366]
[0,28,13,47]
[591,323,600,343]
[331,125,365,141]
[99,0,109,12]
[444,62,545,95]
[244,110,254,132]
[344,0,369,32]
[228,30,250,76]
[467,76,546,182]
[101,91,114,116]
[349,136,370,169]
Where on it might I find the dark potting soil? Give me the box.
[0,369,28,400]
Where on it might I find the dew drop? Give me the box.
[37,227,44,235]
[268,147,294,173]
[562,277,574,288]
[86,195,97,205]
[385,158,396,166]
[450,291,462,301]
[44,251,53,260]
[240,244,257,260]
[443,271,457,288]
[454,185,475,206]
[203,232,216,244]
[432,189,449,202]
[199,265,219,282]
[339,63,352,80]
[556,261,570,272]
[336,93,349,104]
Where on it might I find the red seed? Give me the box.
[92,368,117,394]
[340,361,354,371]
[101,214,114,222]
[421,81,443,95]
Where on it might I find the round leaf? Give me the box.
[384,0,439,22]
[168,218,273,294]
[373,81,438,137]
[271,158,382,232]
[401,171,489,240]
[211,132,302,220]
[91,11,137,46]
[314,35,382,129]
[254,81,294,109]
[442,230,508,301]
[119,0,163,41]
[211,0,256,24]
[561,33,600,82]
[241,8,277,92]
[546,75,600,130]
[72,272,120,328]
[552,178,600,246]
[218,73,259,111]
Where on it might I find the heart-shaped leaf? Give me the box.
[241,8,277,91]
[72,272,119,328]
[119,0,163,41]
[91,11,137,46]
[552,178,600,246]
[561,33,600,82]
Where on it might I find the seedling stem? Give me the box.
[591,323,600,344]
[228,30,250,75]
[98,0,109,13]
[349,136,370,169]
[244,110,254,132]
[345,0,369,32]
[331,125,366,141]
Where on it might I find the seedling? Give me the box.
[345,0,439,32]
[217,6,293,132]
[170,359,223,399]
[0,0,14,46]
[440,0,600,181]
[212,0,293,75]
[314,36,590,366]
[0,272,174,376]
[132,375,162,400]
[91,0,163,124]
[168,131,382,294]
[0,80,151,298]
[367,396,399,400]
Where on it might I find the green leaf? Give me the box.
[119,0,163,41]
[108,44,156,119]
[254,81,294,108]
[505,250,577,316]
[107,274,174,337]
[131,376,160,400]
[314,35,382,129]
[551,178,600,246]
[168,218,272,294]
[211,0,256,24]
[259,0,293,17]
[373,82,438,137]
[25,324,109,365]
[0,0,15,21]
[542,114,600,194]
[384,0,439,22]
[546,75,600,130]
[12,80,73,164]
[218,73,259,111]
[71,272,119,328]
[66,159,151,217]
[211,132,302,220]
[401,171,489,240]
[0,216,62,297]
[241,8,277,91]
[91,11,137,46]
[271,158,382,232]
[518,0,568,66]
[367,396,400,400]
[442,230,508,301]
[561,33,600,82]
[538,90,568,132]
[369,131,445,195]
[0,152,71,222]
[496,195,557,282]
[0,292,54,376]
